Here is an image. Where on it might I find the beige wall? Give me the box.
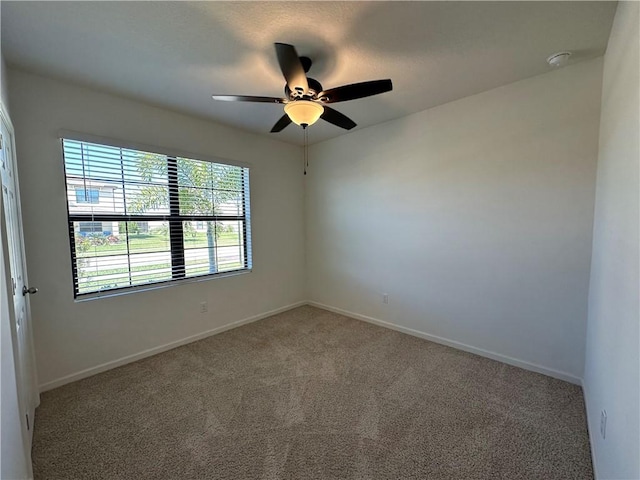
[584,2,640,478]
[306,58,603,382]
[8,69,306,389]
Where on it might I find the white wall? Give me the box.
[584,3,640,479]
[8,69,306,389]
[307,58,603,382]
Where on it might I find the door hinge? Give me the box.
[0,133,3,151]
[12,277,16,295]
[26,413,29,430]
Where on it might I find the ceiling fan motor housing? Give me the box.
[286,77,323,100]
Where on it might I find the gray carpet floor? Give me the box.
[32,306,593,479]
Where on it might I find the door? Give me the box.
[0,105,39,452]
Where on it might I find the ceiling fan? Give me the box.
[212,43,393,133]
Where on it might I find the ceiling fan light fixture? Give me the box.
[284,100,324,127]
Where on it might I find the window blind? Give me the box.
[62,139,252,297]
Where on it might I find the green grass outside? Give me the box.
[78,258,243,294]
[77,231,241,258]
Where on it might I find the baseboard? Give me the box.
[38,301,307,392]
[39,299,583,390]
[308,301,583,385]
[581,378,600,479]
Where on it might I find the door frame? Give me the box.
[0,99,39,469]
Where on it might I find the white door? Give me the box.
[0,106,39,451]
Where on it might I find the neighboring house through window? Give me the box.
[78,221,104,234]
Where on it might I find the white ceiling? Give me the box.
[1,1,616,145]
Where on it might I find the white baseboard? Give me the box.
[38,301,307,392]
[308,301,583,385]
[581,378,600,479]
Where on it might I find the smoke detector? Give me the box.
[547,51,572,68]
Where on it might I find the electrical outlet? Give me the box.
[600,410,607,439]
[200,302,208,314]
[383,293,389,304]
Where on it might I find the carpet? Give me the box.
[32,305,593,479]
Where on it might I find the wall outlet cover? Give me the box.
[600,410,607,439]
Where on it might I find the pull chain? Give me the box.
[303,125,309,175]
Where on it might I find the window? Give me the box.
[75,187,100,204]
[62,138,252,297]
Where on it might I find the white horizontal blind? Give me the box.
[62,139,252,297]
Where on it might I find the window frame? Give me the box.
[60,132,252,300]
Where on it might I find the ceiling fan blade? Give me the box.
[275,43,309,95]
[318,79,392,104]
[321,107,357,130]
[270,114,292,133]
[212,95,286,104]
